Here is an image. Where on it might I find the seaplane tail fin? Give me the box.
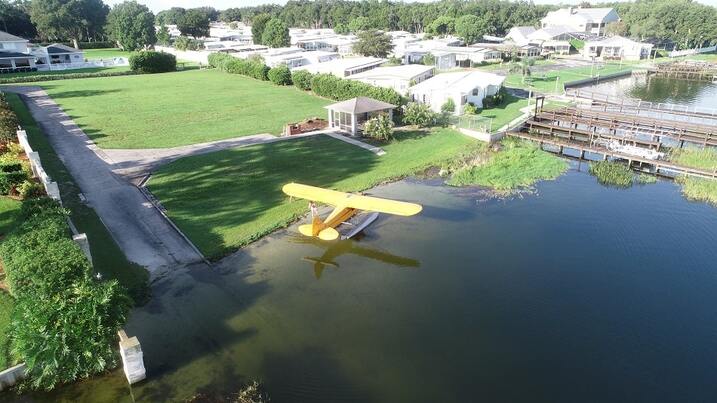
[282,183,422,216]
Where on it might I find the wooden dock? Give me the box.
[648,61,717,81]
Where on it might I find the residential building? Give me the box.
[292,56,386,77]
[505,27,536,47]
[582,35,654,61]
[541,7,619,36]
[0,31,35,71]
[325,96,396,136]
[408,71,506,115]
[295,34,358,55]
[470,42,540,59]
[528,26,576,55]
[349,64,435,93]
[32,44,84,66]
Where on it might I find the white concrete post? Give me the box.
[27,151,41,178]
[351,113,357,136]
[327,108,333,129]
[72,233,93,267]
[45,181,61,202]
[118,330,146,385]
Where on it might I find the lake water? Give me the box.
[8,76,717,403]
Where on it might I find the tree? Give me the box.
[156,24,170,46]
[0,1,37,39]
[177,8,209,38]
[348,16,371,33]
[333,22,349,35]
[402,102,435,127]
[173,35,203,51]
[29,0,109,47]
[441,98,455,114]
[106,1,155,51]
[509,57,535,83]
[261,18,289,48]
[426,15,455,37]
[363,114,394,141]
[251,13,271,45]
[353,30,393,58]
[292,70,313,90]
[220,8,242,23]
[155,7,184,25]
[455,15,491,45]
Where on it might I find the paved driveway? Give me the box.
[4,86,205,272]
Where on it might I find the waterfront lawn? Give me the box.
[0,290,14,369]
[475,94,529,132]
[447,138,568,191]
[506,63,635,93]
[7,93,149,303]
[149,128,474,258]
[35,69,331,149]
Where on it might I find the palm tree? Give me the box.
[509,57,536,84]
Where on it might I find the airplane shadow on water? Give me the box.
[288,234,420,279]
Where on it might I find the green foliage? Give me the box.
[208,53,269,81]
[348,16,371,33]
[509,57,535,83]
[669,147,717,171]
[455,15,492,44]
[0,289,15,369]
[422,53,436,66]
[353,30,394,58]
[569,38,585,50]
[129,51,177,73]
[463,103,478,115]
[156,25,171,46]
[155,6,185,25]
[177,8,210,38]
[0,167,29,195]
[402,102,435,127]
[219,8,242,23]
[363,114,394,141]
[261,18,290,48]
[106,1,156,51]
[0,70,136,84]
[482,89,505,109]
[333,23,349,35]
[174,36,204,51]
[427,16,455,36]
[0,1,36,39]
[589,161,634,188]
[251,14,272,45]
[309,73,404,106]
[0,198,132,390]
[0,99,19,143]
[676,176,717,206]
[447,138,568,190]
[29,0,108,45]
[291,70,313,91]
[18,180,44,199]
[441,98,456,113]
[268,65,292,85]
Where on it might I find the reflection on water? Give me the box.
[290,236,420,278]
[589,74,717,108]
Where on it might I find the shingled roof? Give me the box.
[0,31,27,42]
[324,97,396,114]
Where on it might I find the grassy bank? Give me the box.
[506,63,635,93]
[0,289,14,369]
[32,69,331,149]
[6,93,149,303]
[669,147,717,171]
[589,161,635,187]
[676,176,717,206]
[149,128,474,258]
[474,94,529,132]
[447,138,568,191]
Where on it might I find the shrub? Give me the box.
[463,103,478,115]
[174,36,204,51]
[291,70,313,91]
[309,73,403,106]
[129,51,177,74]
[402,102,435,127]
[18,180,44,199]
[363,114,394,141]
[0,70,136,84]
[0,170,28,195]
[268,65,292,85]
[0,108,19,143]
[441,98,456,114]
[208,53,269,81]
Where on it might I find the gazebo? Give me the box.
[325,96,396,136]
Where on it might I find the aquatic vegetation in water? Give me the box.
[637,173,657,184]
[669,147,717,171]
[447,138,568,191]
[676,176,717,206]
[589,161,635,187]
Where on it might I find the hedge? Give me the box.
[31,41,116,49]
[208,52,269,81]
[309,73,404,106]
[0,70,136,84]
[268,65,292,85]
[291,70,313,91]
[129,51,177,74]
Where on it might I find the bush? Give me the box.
[129,51,177,74]
[0,108,19,143]
[18,180,44,199]
[402,102,435,127]
[441,98,456,114]
[463,103,478,115]
[208,53,269,81]
[291,70,313,91]
[0,170,28,195]
[268,65,292,85]
[363,114,394,141]
[0,70,136,84]
[309,73,404,106]
[174,36,205,51]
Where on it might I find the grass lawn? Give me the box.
[0,197,21,237]
[506,63,635,93]
[83,48,132,60]
[0,66,129,80]
[34,69,331,149]
[6,93,149,303]
[0,289,14,369]
[149,128,475,258]
[474,94,530,132]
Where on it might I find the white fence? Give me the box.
[155,46,211,64]
[669,46,717,58]
[36,58,129,72]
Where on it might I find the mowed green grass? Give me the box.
[475,94,529,132]
[0,196,21,237]
[36,69,331,148]
[506,63,635,93]
[149,129,474,258]
[83,48,132,60]
[0,289,15,369]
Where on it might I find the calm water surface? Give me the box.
[8,77,717,403]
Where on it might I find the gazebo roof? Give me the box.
[325,97,396,114]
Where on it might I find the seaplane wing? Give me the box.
[282,183,422,216]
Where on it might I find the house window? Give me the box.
[472,89,478,96]
[14,58,30,67]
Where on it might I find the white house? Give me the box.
[295,34,357,55]
[505,27,536,46]
[528,26,576,55]
[32,44,84,67]
[541,7,619,36]
[583,35,653,61]
[0,31,35,71]
[409,71,506,115]
[292,56,385,77]
[349,64,434,93]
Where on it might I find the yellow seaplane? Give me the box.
[282,182,423,241]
